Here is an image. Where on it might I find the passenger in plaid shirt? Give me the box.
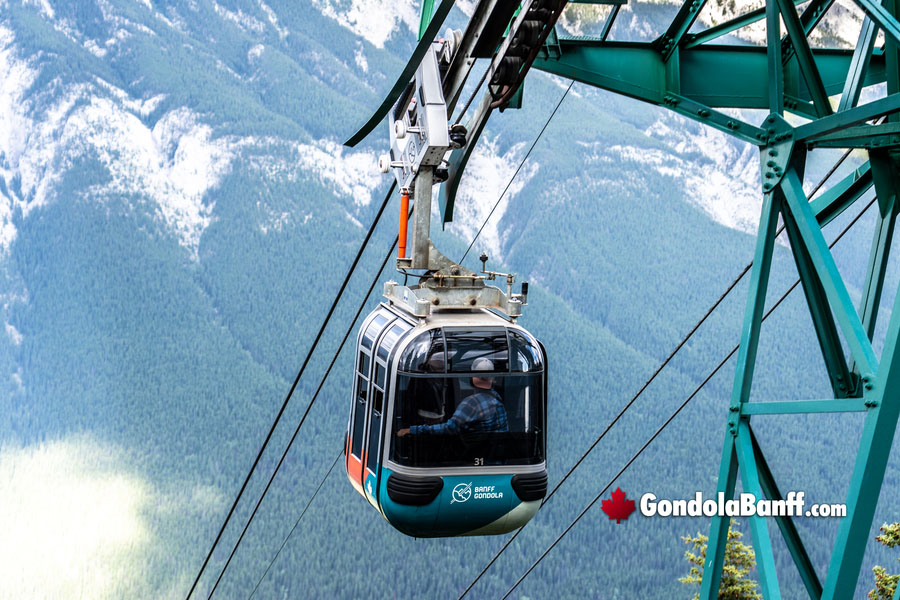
[398,358,508,437]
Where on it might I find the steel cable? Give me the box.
[184,180,395,599]
[497,194,877,599]
[459,151,868,597]
[208,210,411,597]
[246,450,344,599]
[459,79,573,264]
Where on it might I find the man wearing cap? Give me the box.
[397,357,508,437]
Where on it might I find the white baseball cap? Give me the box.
[472,358,494,372]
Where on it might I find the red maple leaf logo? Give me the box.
[601,487,636,523]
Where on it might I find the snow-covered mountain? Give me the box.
[0,2,896,599]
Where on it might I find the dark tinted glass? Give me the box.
[445,329,509,373]
[362,314,389,350]
[390,373,544,468]
[366,389,384,472]
[358,351,370,378]
[398,330,445,373]
[510,331,543,372]
[377,323,406,361]
[350,375,367,457]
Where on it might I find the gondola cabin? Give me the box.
[344,303,547,537]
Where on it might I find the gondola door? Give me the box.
[362,321,409,506]
[347,311,391,500]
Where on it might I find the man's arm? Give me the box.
[407,397,476,436]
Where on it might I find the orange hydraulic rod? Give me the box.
[398,189,409,258]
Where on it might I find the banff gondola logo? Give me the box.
[451,483,472,503]
[451,482,504,503]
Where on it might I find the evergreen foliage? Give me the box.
[679,519,761,600]
[870,522,900,600]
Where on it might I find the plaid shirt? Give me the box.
[410,389,508,436]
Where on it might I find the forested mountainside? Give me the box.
[1,0,898,597]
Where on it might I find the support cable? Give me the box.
[497,194,877,600]
[202,74,580,591]
[184,180,395,599]
[459,79,573,264]
[452,66,490,126]
[458,131,859,600]
[247,449,343,600]
[218,75,574,590]
[208,213,410,598]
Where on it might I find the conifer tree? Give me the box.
[870,522,900,600]
[679,519,761,600]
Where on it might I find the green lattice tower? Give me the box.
[357,1,900,597]
[539,1,900,595]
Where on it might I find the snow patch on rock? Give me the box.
[213,1,266,34]
[317,0,418,48]
[354,43,368,72]
[0,26,235,258]
[258,0,288,39]
[248,139,380,206]
[4,321,22,345]
[596,114,763,235]
[94,77,166,117]
[257,199,291,234]
[448,137,539,260]
[248,43,265,61]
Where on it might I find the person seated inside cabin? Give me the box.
[397,358,508,437]
[404,352,448,425]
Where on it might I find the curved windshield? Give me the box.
[390,371,545,468]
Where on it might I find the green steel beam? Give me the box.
[749,426,823,599]
[736,421,781,598]
[663,93,767,145]
[780,171,879,378]
[822,247,900,598]
[535,42,885,112]
[781,0,835,66]
[859,150,900,340]
[852,0,900,46]
[805,122,900,148]
[520,2,900,597]
[730,191,782,409]
[795,93,900,141]
[782,208,854,398]
[741,399,868,414]
[768,0,785,115]
[703,189,783,600]
[599,4,620,41]
[655,0,708,62]
[683,0,816,50]
[775,0,832,116]
[785,95,819,119]
[684,1,798,48]
[699,438,739,599]
[888,0,900,114]
[809,162,873,227]
[534,41,667,103]
[838,13,879,112]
